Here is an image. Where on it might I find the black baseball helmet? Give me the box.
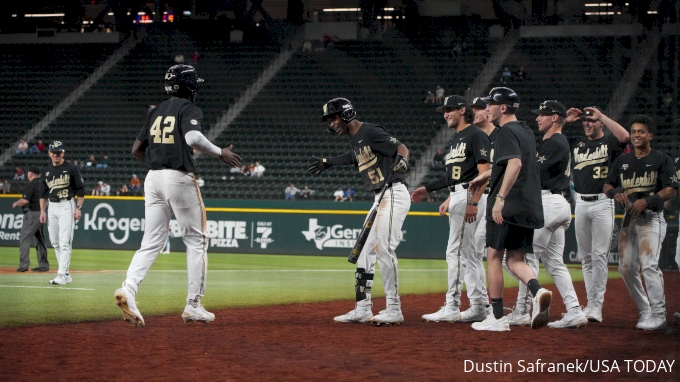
[320,98,357,123]
[165,64,204,96]
[48,141,65,152]
[481,87,520,109]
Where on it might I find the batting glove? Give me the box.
[393,155,408,174]
[308,156,331,175]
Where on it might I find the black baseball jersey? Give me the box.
[21,177,42,212]
[137,98,203,172]
[538,133,570,191]
[487,121,544,229]
[350,122,405,192]
[606,149,678,211]
[40,161,85,201]
[672,151,680,202]
[426,125,490,192]
[570,134,627,194]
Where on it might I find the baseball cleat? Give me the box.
[636,312,666,331]
[64,274,72,284]
[422,305,461,322]
[505,306,531,326]
[456,305,487,323]
[48,274,67,285]
[584,302,603,322]
[531,288,552,329]
[547,306,588,329]
[334,302,373,323]
[114,286,145,327]
[182,301,215,324]
[370,307,404,326]
[471,315,510,331]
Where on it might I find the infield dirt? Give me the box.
[1,273,679,381]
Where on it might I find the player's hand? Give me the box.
[468,176,485,195]
[39,211,46,224]
[11,202,18,209]
[74,208,82,221]
[392,155,408,174]
[465,205,478,223]
[492,199,504,224]
[411,186,428,203]
[438,197,450,216]
[308,156,331,175]
[613,193,629,208]
[219,145,242,168]
[583,107,602,121]
[627,199,647,216]
[565,108,582,123]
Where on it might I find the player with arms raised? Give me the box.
[411,95,491,323]
[308,97,411,326]
[603,115,677,330]
[114,64,242,326]
[565,106,629,323]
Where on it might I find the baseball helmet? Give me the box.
[48,141,65,152]
[165,64,204,96]
[481,87,520,109]
[320,98,357,123]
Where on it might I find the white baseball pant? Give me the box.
[47,198,76,276]
[618,211,667,315]
[124,169,208,301]
[357,183,410,307]
[510,192,580,310]
[443,186,488,308]
[575,194,615,306]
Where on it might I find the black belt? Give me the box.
[49,197,72,203]
[448,184,490,194]
[374,181,403,194]
[580,195,599,202]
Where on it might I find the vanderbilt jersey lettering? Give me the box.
[538,133,570,191]
[605,149,678,211]
[445,125,490,184]
[350,122,404,191]
[571,134,627,194]
[40,161,84,200]
[137,98,203,172]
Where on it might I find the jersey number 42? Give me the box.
[150,116,176,144]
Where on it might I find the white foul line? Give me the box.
[0,285,95,291]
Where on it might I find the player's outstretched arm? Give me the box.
[184,130,242,167]
[307,151,354,175]
[586,107,629,143]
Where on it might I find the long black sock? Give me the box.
[527,279,541,297]
[491,298,504,319]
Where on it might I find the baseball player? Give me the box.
[39,141,85,285]
[308,97,411,326]
[468,87,552,331]
[13,165,49,272]
[673,151,680,324]
[504,101,588,328]
[114,64,242,327]
[565,106,629,322]
[411,95,491,323]
[603,115,677,330]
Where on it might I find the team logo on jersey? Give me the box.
[537,155,546,163]
[480,148,487,156]
[46,172,50,177]
[190,119,198,125]
[573,145,609,170]
[675,157,679,163]
[390,137,398,144]
[622,164,628,170]
[577,142,585,148]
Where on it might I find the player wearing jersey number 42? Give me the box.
[115,64,242,327]
[309,97,411,326]
[603,115,677,331]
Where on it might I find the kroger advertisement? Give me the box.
[0,196,654,264]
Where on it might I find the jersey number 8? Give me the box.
[593,166,608,179]
[451,166,461,180]
[150,116,176,144]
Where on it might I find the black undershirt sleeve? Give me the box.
[328,151,355,166]
[425,175,450,193]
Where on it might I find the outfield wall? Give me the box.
[0,196,677,267]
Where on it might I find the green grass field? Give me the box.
[0,247,619,328]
